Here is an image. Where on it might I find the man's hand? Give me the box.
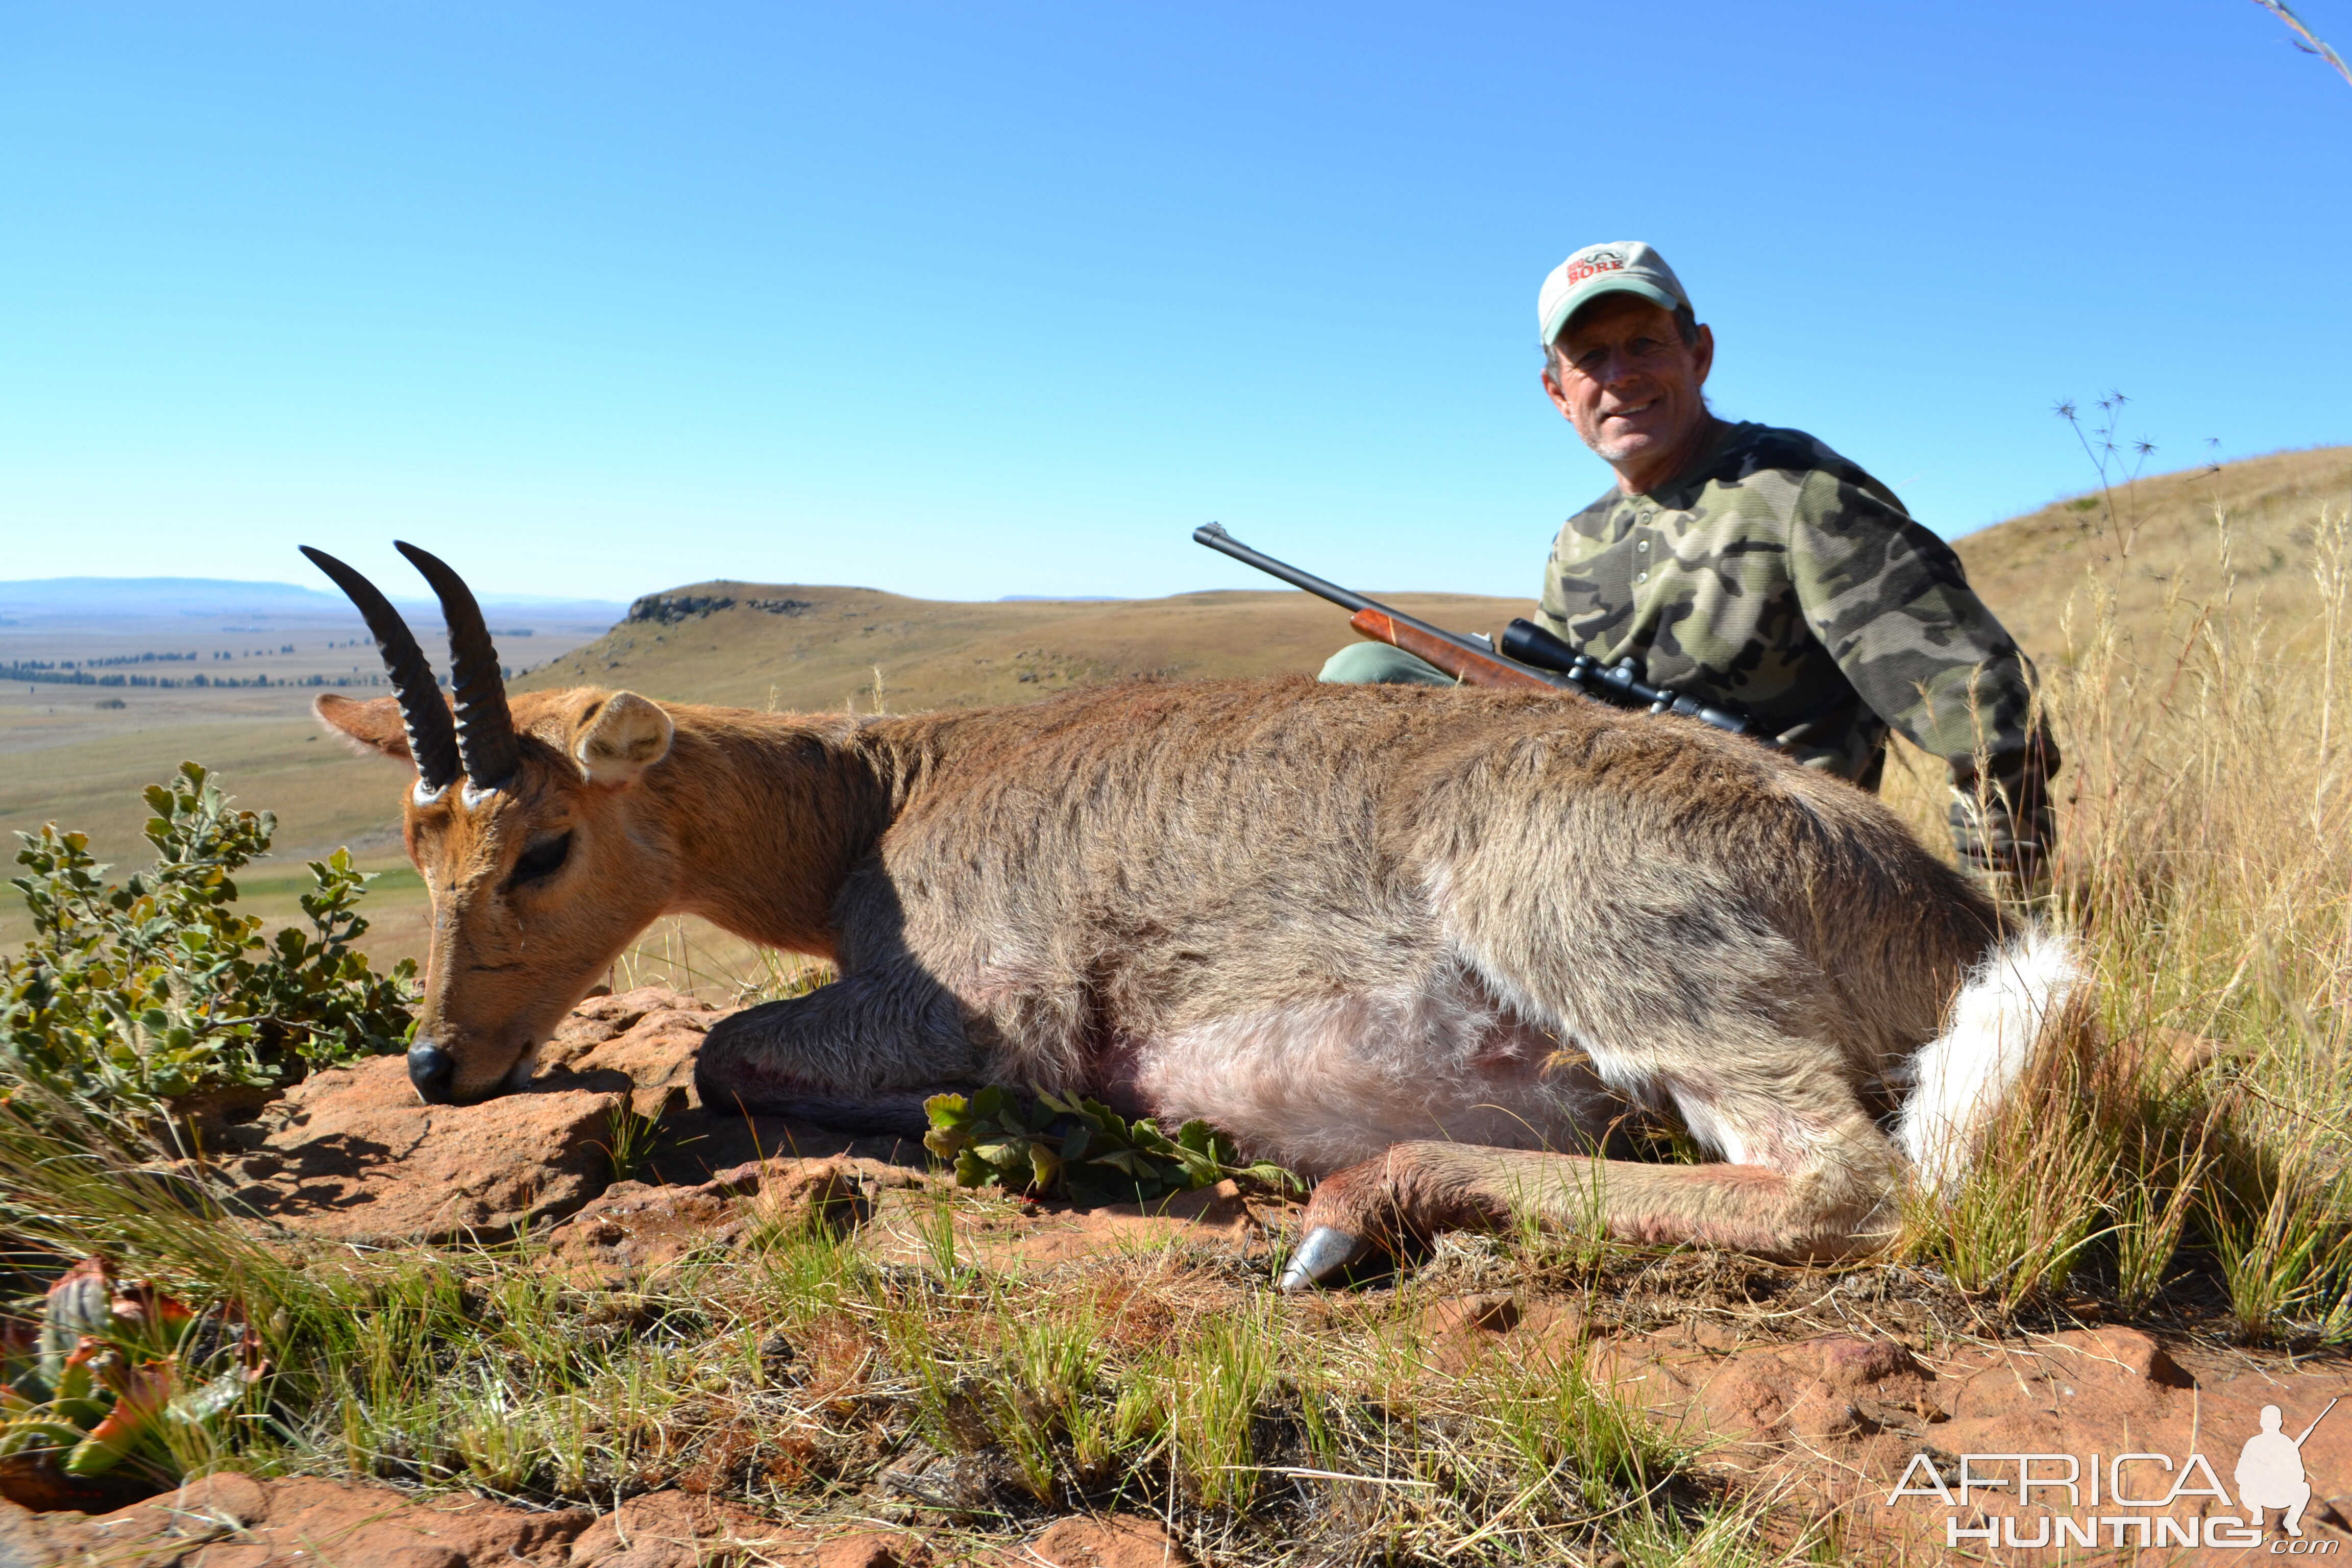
[1948,744,2056,904]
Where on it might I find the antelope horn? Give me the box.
[300,546,462,794]
[395,541,520,791]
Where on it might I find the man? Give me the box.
[1322,240,2055,891]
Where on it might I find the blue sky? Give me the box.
[3,3,2346,603]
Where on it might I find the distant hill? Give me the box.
[512,584,1540,712]
[512,447,2348,714]
[1951,445,2350,666]
[0,576,626,622]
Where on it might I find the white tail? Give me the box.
[1896,924,2086,1193]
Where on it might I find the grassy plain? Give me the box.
[1,586,1537,978]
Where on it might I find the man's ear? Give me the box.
[572,691,674,786]
[1690,322,1714,388]
[1539,364,1573,420]
[314,694,413,761]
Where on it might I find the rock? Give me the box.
[534,987,722,1120]
[744,1157,901,1230]
[2071,1325,2192,1388]
[1023,1514,1195,1567]
[546,1181,750,1275]
[228,1055,627,1245]
[36,1473,590,1566]
[0,1499,58,1568]
[546,1157,915,1277]
[1425,1292,1522,1337]
[1781,1380,1864,1442]
[879,1441,1007,1511]
[814,1533,930,1568]
[565,1492,800,1566]
[861,1178,1285,1273]
[1811,1335,1921,1389]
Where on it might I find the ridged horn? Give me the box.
[395,541,520,791]
[300,547,462,792]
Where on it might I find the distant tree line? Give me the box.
[2,665,522,690]
[1,666,396,690]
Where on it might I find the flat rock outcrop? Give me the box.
[531,987,723,1120]
[209,987,927,1247]
[546,1155,930,1280]
[0,1472,938,1567]
[213,1056,626,1246]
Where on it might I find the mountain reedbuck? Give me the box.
[307,544,2082,1290]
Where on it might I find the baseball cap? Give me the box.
[1537,241,1693,346]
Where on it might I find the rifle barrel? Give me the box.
[1192,523,1526,671]
[1193,523,1377,615]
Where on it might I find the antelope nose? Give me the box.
[407,1042,455,1105]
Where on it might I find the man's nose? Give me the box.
[1595,349,1644,388]
[407,1040,456,1104]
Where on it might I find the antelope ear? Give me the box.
[572,691,674,786]
[315,694,413,762]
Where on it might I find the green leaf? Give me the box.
[167,1365,254,1427]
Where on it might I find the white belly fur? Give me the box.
[1130,961,1623,1174]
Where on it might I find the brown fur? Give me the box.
[320,675,2007,1260]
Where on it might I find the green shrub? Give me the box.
[923,1085,1295,1205]
[0,762,415,1137]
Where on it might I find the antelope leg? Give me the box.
[1283,1107,1900,1287]
[694,967,979,1133]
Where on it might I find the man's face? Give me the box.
[1541,294,1715,481]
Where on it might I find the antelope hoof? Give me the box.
[1278,1226,1376,1292]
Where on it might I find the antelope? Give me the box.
[305,544,2082,1289]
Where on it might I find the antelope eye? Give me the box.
[509,831,573,888]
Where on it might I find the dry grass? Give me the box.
[1881,481,2352,1336]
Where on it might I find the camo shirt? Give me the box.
[1537,421,2051,786]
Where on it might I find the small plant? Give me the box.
[598,1102,661,1185]
[0,1258,261,1497]
[0,762,415,1137]
[922,1086,1294,1205]
[2053,391,2163,560]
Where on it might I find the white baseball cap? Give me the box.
[1537,241,1694,346]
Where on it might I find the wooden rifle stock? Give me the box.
[1346,608,1557,692]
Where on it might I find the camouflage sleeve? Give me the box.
[1782,470,2055,776]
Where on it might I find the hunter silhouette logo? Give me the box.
[2239,1399,2337,1537]
[1886,1398,2342,1552]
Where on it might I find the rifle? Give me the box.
[1192,523,1760,740]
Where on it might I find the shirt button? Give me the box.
[1636,571,1649,584]
[1636,540,1649,552]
